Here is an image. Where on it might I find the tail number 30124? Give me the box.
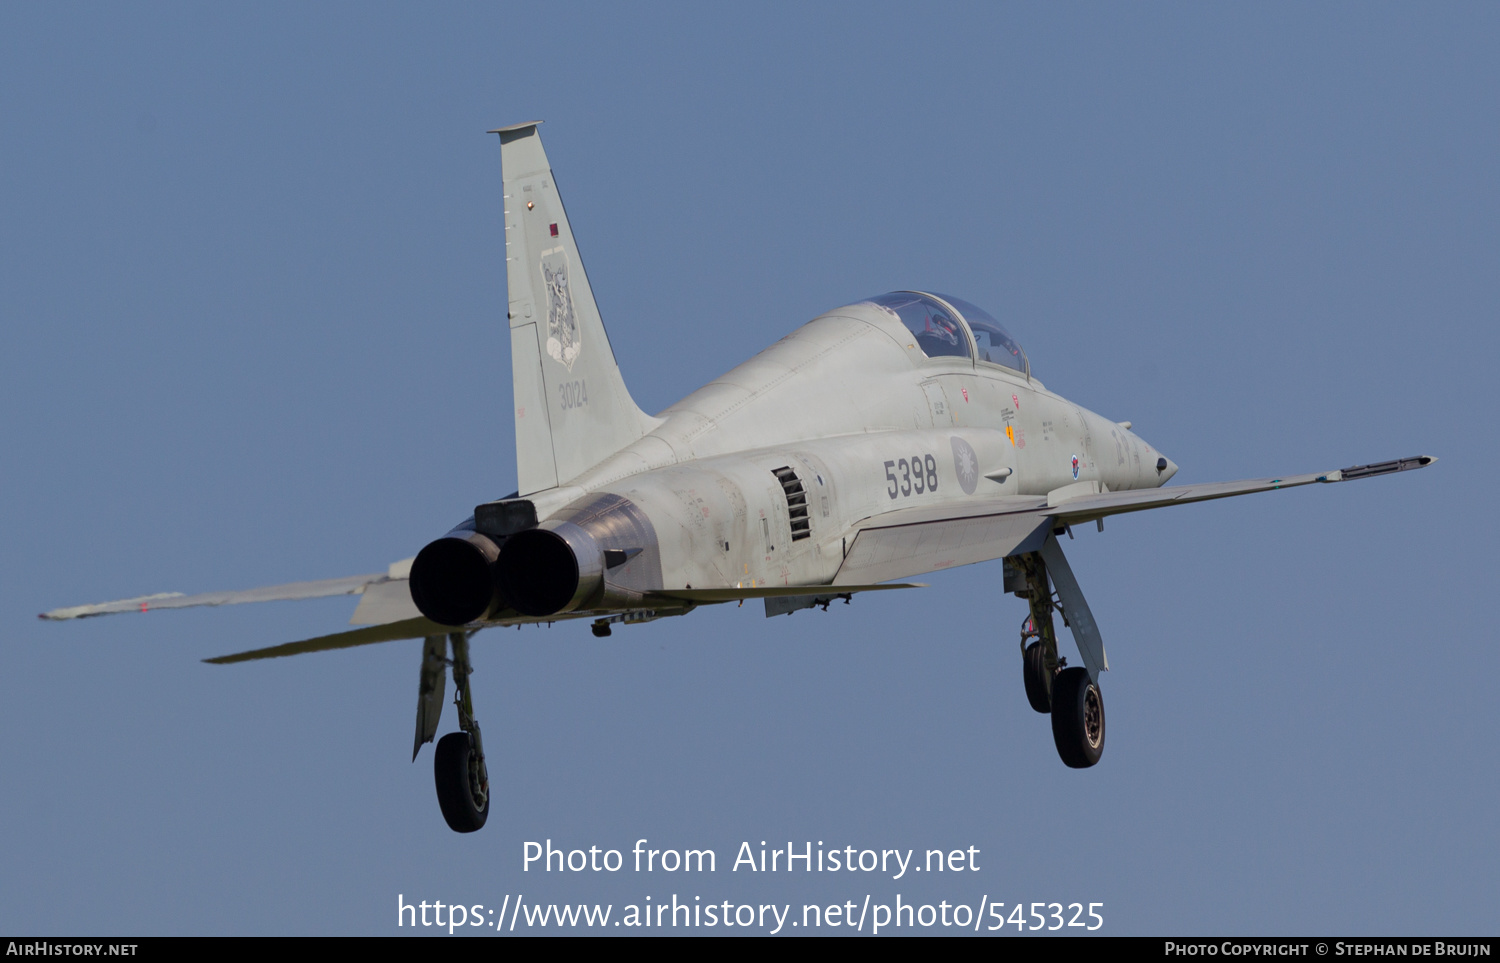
[558,380,589,410]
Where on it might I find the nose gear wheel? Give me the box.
[1022,638,1053,713]
[1050,666,1105,768]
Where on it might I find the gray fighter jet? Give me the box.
[43,123,1435,833]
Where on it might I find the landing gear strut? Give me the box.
[1009,551,1105,768]
[432,631,489,833]
[1013,554,1061,714]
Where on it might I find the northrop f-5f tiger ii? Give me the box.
[44,122,1435,833]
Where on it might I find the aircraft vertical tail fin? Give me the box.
[493,122,658,495]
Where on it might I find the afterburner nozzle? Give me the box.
[408,534,503,626]
[495,523,604,617]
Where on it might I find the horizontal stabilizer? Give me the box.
[203,616,454,665]
[348,579,421,626]
[648,582,924,603]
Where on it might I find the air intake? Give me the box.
[772,467,811,541]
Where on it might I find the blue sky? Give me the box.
[2,3,1495,935]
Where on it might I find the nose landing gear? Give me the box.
[1010,551,1105,769]
[1050,666,1105,768]
[1021,636,1055,714]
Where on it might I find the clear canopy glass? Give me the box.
[861,291,1027,374]
[862,292,971,360]
[929,292,1027,374]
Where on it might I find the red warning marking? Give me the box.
[140,602,149,612]
[961,388,969,402]
[549,223,559,237]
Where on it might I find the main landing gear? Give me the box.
[1009,552,1106,769]
[414,631,490,833]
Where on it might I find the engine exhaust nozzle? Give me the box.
[408,534,502,626]
[496,524,604,617]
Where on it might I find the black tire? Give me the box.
[1050,667,1105,768]
[434,732,489,832]
[1022,641,1052,713]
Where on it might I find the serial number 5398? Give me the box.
[885,454,938,499]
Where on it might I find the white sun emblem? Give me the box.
[951,437,980,495]
[958,448,977,485]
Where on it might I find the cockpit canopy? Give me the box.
[862,291,1028,375]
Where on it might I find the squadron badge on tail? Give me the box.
[542,252,581,371]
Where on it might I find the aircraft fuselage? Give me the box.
[429,302,1178,623]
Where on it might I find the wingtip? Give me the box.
[1334,455,1438,481]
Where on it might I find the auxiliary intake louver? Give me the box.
[772,467,811,541]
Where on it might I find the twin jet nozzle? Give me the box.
[409,494,658,625]
[409,524,606,625]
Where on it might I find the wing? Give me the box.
[39,558,421,626]
[834,455,1436,585]
[833,495,1052,586]
[1043,455,1436,527]
[647,583,925,603]
[202,616,451,664]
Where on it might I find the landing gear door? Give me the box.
[1040,534,1109,682]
